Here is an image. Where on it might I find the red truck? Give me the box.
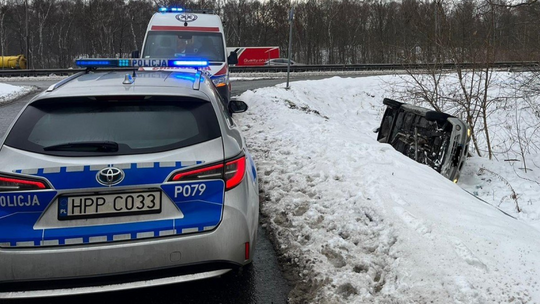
[227,47,280,66]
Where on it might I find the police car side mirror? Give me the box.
[131,50,140,58]
[228,52,238,65]
[229,99,248,113]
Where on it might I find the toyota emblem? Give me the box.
[176,13,198,23]
[96,167,125,187]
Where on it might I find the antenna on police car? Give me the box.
[123,74,134,85]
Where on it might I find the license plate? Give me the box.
[58,191,162,220]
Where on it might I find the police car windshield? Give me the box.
[5,96,221,157]
[143,31,225,62]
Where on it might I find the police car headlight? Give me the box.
[212,75,228,88]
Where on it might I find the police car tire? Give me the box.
[425,111,450,123]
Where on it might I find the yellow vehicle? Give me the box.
[0,55,26,69]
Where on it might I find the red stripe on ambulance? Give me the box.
[151,26,220,32]
[214,65,228,76]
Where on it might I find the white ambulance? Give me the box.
[140,8,238,102]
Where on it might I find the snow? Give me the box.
[0,75,67,82]
[0,82,34,105]
[235,74,540,303]
[230,70,403,80]
[2,72,540,303]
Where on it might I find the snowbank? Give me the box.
[0,82,34,105]
[237,75,540,303]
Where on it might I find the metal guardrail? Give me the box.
[0,62,537,77]
[0,68,80,77]
[230,61,539,73]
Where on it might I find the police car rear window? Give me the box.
[5,96,221,156]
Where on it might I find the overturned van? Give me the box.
[376,98,471,182]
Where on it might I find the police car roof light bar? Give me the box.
[171,60,209,67]
[75,58,209,69]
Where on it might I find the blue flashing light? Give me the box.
[173,74,198,82]
[76,60,112,67]
[159,7,184,13]
[118,59,130,67]
[75,58,209,69]
[172,60,208,67]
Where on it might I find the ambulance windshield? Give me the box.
[143,31,225,62]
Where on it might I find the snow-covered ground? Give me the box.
[2,72,539,303]
[235,73,540,303]
[230,70,405,81]
[0,82,34,105]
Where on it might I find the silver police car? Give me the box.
[0,59,259,298]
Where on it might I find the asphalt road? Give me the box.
[0,77,296,304]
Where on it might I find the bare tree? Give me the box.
[0,0,8,63]
[33,0,54,68]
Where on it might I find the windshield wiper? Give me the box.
[43,141,119,152]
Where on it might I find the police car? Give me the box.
[140,7,238,103]
[0,58,258,298]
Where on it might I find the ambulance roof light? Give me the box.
[158,7,184,13]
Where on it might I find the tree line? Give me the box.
[0,0,539,69]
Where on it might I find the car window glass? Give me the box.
[5,97,221,156]
[403,112,415,131]
[143,31,225,62]
[377,107,395,142]
[391,111,405,142]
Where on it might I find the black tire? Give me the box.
[425,111,451,123]
[383,98,403,109]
